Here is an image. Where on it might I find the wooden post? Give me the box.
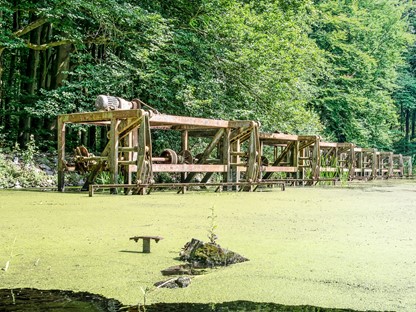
[311,139,320,181]
[57,116,66,192]
[293,140,299,179]
[246,128,257,182]
[371,149,377,179]
[109,118,119,194]
[143,239,151,253]
[349,146,355,180]
[398,154,404,177]
[388,152,394,178]
[181,130,189,193]
[408,157,413,177]
[357,150,363,178]
[231,129,241,190]
[222,128,231,190]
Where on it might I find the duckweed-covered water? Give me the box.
[1,180,415,311]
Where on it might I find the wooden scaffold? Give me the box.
[57,96,268,195]
[258,133,320,185]
[57,96,413,195]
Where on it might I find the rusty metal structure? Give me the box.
[57,96,413,194]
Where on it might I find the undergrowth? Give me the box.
[0,136,56,188]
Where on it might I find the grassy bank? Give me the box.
[1,181,415,311]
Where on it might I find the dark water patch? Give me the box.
[0,289,385,312]
[125,301,383,312]
[0,288,122,311]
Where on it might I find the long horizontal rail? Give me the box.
[89,181,286,196]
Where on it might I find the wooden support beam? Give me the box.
[223,128,231,190]
[183,128,225,183]
[57,116,66,192]
[109,118,120,194]
[149,114,229,128]
[262,141,294,180]
[180,130,189,192]
[60,109,144,124]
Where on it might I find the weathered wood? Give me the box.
[109,118,119,194]
[149,114,229,128]
[59,109,143,124]
[129,235,163,253]
[57,117,65,192]
[183,128,225,183]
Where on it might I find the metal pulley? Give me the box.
[160,149,178,164]
[95,95,133,111]
[178,150,193,164]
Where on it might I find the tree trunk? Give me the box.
[50,43,73,90]
[411,109,415,140]
[19,14,42,147]
[405,109,410,153]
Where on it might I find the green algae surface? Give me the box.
[1,180,415,311]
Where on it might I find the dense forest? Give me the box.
[0,0,415,160]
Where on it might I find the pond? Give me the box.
[0,288,373,312]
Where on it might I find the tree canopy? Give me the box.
[0,0,415,157]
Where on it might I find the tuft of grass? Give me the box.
[207,205,218,244]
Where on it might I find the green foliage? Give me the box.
[310,0,413,148]
[1,0,415,157]
[0,136,55,188]
[0,154,55,188]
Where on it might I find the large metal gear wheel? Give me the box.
[160,149,178,164]
[178,150,193,164]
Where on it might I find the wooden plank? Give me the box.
[262,166,297,173]
[259,132,299,141]
[60,109,143,124]
[151,164,228,172]
[149,114,230,128]
[320,167,338,172]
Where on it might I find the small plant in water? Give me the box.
[207,205,218,244]
[138,286,151,312]
[339,170,349,187]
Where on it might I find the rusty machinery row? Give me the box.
[57,96,413,195]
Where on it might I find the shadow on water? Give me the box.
[0,288,384,312]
